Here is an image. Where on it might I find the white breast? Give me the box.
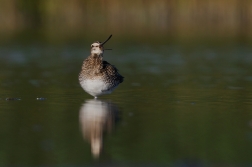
[80,79,115,97]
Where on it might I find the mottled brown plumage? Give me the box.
[79,35,124,98]
[79,54,123,83]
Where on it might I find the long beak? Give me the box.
[100,34,112,46]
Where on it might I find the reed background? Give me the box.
[0,0,252,42]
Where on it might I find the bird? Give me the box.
[79,35,124,98]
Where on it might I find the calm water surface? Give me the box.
[0,42,252,167]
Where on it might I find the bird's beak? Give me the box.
[100,34,112,46]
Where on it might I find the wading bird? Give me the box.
[79,35,124,98]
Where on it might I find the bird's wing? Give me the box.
[102,61,124,83]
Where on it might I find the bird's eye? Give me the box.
[91,45,93,47]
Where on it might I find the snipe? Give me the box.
[79,35,124,98]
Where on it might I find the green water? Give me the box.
[0,41,252,167]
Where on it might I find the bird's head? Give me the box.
[90,35,112,56]
[90,41,103,56]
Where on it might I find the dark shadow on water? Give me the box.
[79,99,121,159]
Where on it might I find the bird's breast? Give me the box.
[80,78,113,97]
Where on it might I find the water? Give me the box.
[0,41,252,167]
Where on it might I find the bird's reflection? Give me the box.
[79,99,120,158]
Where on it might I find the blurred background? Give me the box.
[0,0,252,42]
[0,0,252,167]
